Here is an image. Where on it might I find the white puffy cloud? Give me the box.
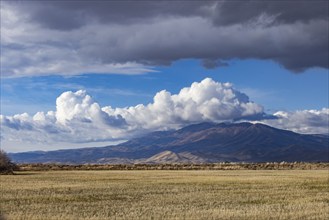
[1,78,327,152]
[1,78,263,151]
[103,78,263,130]
[260,108,329,134]
[55,90,126,127]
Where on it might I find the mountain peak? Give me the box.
[178,122,217,133]
[9,122,329,164]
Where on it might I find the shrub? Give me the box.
[0,150,17,174]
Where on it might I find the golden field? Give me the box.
[1,170,328,219]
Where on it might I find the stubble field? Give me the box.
[1,170,328,219]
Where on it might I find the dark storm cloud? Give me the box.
[2,0,328,76]
[202,59,229,69]
[18,1,328,29]
[14,0,211,29]
[213,0,328,25]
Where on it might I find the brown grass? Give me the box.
[1,170,328,219]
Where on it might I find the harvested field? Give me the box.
[1,170,328,219]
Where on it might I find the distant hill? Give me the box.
[9,122,329,164]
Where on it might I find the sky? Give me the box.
[0,0,328,152]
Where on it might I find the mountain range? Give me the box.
[9,122,329,164]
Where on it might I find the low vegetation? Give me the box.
[17,162,329,171]
[1,170,328,219]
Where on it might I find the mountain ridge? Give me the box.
[9,122,329,164]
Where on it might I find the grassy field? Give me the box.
[1,170,328,219]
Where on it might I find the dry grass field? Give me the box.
[1,170,328,219]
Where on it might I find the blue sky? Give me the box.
[1,59,327,116]
[1,1,328,152]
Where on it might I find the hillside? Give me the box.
[9,122,329,164]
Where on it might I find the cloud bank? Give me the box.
[1,78,263,145]
[262,108,329,134]
[1,78,328,152]
[1,1,328,77]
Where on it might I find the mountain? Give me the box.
[9,122,329,164]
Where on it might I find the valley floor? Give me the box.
[1,170,328,219]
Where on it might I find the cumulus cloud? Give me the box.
[1,78,328,151]
[55,90,127,127]
[1,78,264,149]
[103,78,263,130]
[260,108,329,134]
[1,1,328,77]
